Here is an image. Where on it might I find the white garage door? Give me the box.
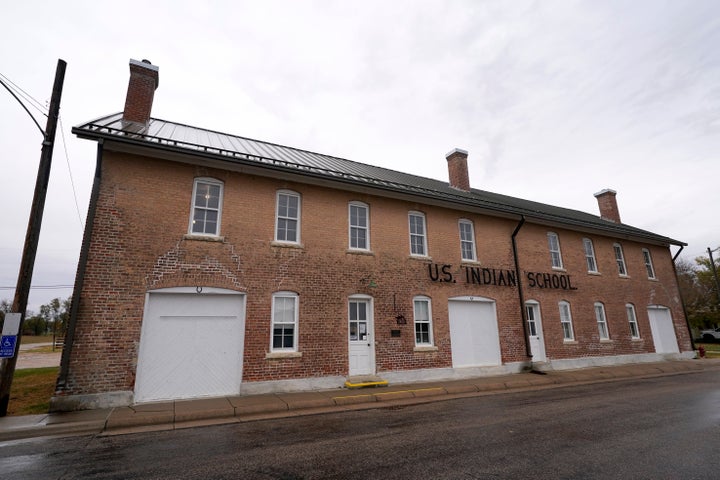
[647,306,679,354]
[448,298,502,368]
[135,289,246,403]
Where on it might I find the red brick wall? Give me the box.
[60,150,691,396]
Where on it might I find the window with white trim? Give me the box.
[459,219,476,261]
[413,296,433,346]
[275,190,301,243]
[547,232,563,269]
[559,301,574,341]
[613,243,627,276]
[642,248,656,279]
[409,212,428,256]
[189,178,223,236]
[583,238,598,273]
[349,202,369,250]
[594,302,610,340]
[271,292,299,351]
[626,303,640,339]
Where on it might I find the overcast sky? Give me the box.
[1,0,718,312]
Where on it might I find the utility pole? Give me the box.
[0,59,66,416]
[708,247,720,309]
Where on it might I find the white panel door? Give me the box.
[647,307,679,354]
[348,298,374,376]
[135,291,245,403]
[448,299,502,367]
[526,302,546,362]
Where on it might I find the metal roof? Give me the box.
[73,113,684,246]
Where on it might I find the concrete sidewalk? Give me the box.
[2,359,719,443]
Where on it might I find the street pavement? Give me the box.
[1,358,719,443]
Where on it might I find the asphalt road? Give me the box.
[2,370,719,479]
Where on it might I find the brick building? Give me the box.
[52,60,693,411]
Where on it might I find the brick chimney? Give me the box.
[446,148,470,191]
[122,59,159,131]
[594,189,621,223]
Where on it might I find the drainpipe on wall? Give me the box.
[511,215,533,364]
[55,141,104,395]
[671,245,696,352]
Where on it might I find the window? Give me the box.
[626,304,640,339]
[349,202,369,250]
[594,302,610,340]
[547,232,563,269]
[409,212,428,256]
[189,178,223,236]
[642,248,656,279]
[459,219,476,261]
[275,191,301,243]
[583,238,598,273]
[613,243,627,276]
[525,302,538,337]
[559,301,574,341]
[413,297,433,346]
[271,292,299,351]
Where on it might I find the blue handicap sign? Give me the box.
[0,335,17,358]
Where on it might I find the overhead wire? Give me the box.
[59,117,85,230]
[0,71,48,115]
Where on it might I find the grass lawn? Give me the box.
[19,334,54,345]
[8,367,58,416]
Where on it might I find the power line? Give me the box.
[0,285,73,290]
[0,71,48,115]
[59,117,85,230]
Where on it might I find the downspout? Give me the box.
[56,141,104,393]
[671,245,696,352]
[511,215,533,364]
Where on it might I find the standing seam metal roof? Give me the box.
[72,113,684,246]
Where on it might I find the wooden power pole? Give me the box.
[0,59,66,416]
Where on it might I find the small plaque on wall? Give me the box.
[391,330,401,337]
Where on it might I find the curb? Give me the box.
[2,359,719,442]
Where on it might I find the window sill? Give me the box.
[414,346,438,352]
[265,351,302,359]
[346,249,374,256]
[409,255,432,261]
[647,277,658,282]
[600,339,613,343]
[184,234,225,242]
[271,241,304,249]
[563,340,578,344]
[618,274,630,279]
[631,337,642,341]
[461,260,481,266]
[587,271,601,276]
[552,267,567,272]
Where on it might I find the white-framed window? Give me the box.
[559,301,575,341]
[594,302,610,340]
[275,190,301,243]
[458,219,476,261]
[409,211,428,256]
[413,296,433,346]
[613,243,627,276]
[547,232,563,269]
[583,238,598,273]
[642,248,656,279]
[626,303,640,339]
[271,292,299,352]
[349,202,369,250]
[189,177,223,236]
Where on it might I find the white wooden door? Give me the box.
[348,298,374,376]
[448,299,502,367]
[525,302,546,362]
[647,306,679,354]
[135,290,245,403]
